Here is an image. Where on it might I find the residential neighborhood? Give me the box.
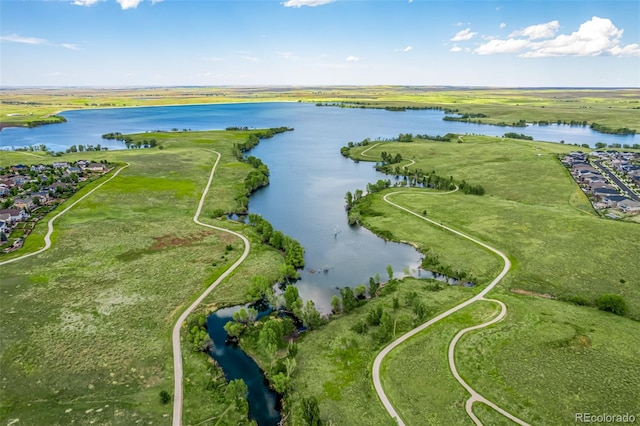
[561,150,640,217]
[0,160,112,253]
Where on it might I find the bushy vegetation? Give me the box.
[596,294,628,316]
[248,213,305,279]
[504,132,533,140]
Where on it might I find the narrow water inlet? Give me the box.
[206,304,282,426]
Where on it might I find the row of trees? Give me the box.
[503,132,533,140]
[379,151,403,165]
[247,213,305,279]
[65,143,113,153]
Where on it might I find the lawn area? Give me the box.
[0,130,288,424]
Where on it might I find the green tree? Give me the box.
[301,396,322,426]
[386,264,393,280]
[224,321,245,338]
[271,372,291,394]
[340,287,357,313]
[159,390,171,404]
[354,284,367,299]
[226,379,249,413]
[330,295,342,313]
[369,277,379,298]
[284,285,302,312]
[300,300,323,330]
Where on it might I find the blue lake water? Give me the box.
[1,102,638,425]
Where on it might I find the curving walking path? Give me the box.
[0,163,130,267]
[171,150,251,426]
[372,189,530,426]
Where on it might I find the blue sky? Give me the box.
[1,0,638,87]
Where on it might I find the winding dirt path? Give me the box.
[171,150,251,426]
[0,164,130,266]
[372,190,530,426]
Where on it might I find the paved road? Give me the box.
[372,189,530,426]
[0,164,130,267]
[171,150,251,426]
[594,160,640,202]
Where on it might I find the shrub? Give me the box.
[159,390,171,404]
[596,294,628,316]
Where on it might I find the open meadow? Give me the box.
[339,135,640,423]
[0,130,288,425]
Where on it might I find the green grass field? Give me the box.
[2,86,638,133]
[0,130,286,425]
[339,135,640,424]
[349,137,640,319]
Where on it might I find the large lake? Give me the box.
[2,102,638,424]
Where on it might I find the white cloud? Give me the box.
[278,51,295,59]
[523,17,633,57]
[450,28,477,42]
[395,45,413,53]
[346,55,360,62]
[499,22,506,29]
[116,0,143,9]
[0,34,47,45]
[62,43,80,50]
[474,16,639,58]
[450,45,462,53]
[475,38,529,55]
[202,56,224,62]
[609,43,640,57]
[72,0,101,5]
[282,0,335,7]
[151,0,163,4]
[241,56,259,62]
[509,20,559,40]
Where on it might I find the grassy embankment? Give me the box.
[338,136,639,424]
[0,129,288,425]
[2,86,638,134]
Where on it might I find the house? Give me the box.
[30,164,47,173]
[87,162,107,172]
[0,209,28,222]
[47,182,69,193]
[53,162,70,169]
[0,219,9,234]
[592,187,620,198]
[0,184,8,197]
[68,166,82,174]
[13,197,36,210]
[618,199,640,213]
[602,195,630,208]
[10,176,28,187]
[32,191,50,203]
